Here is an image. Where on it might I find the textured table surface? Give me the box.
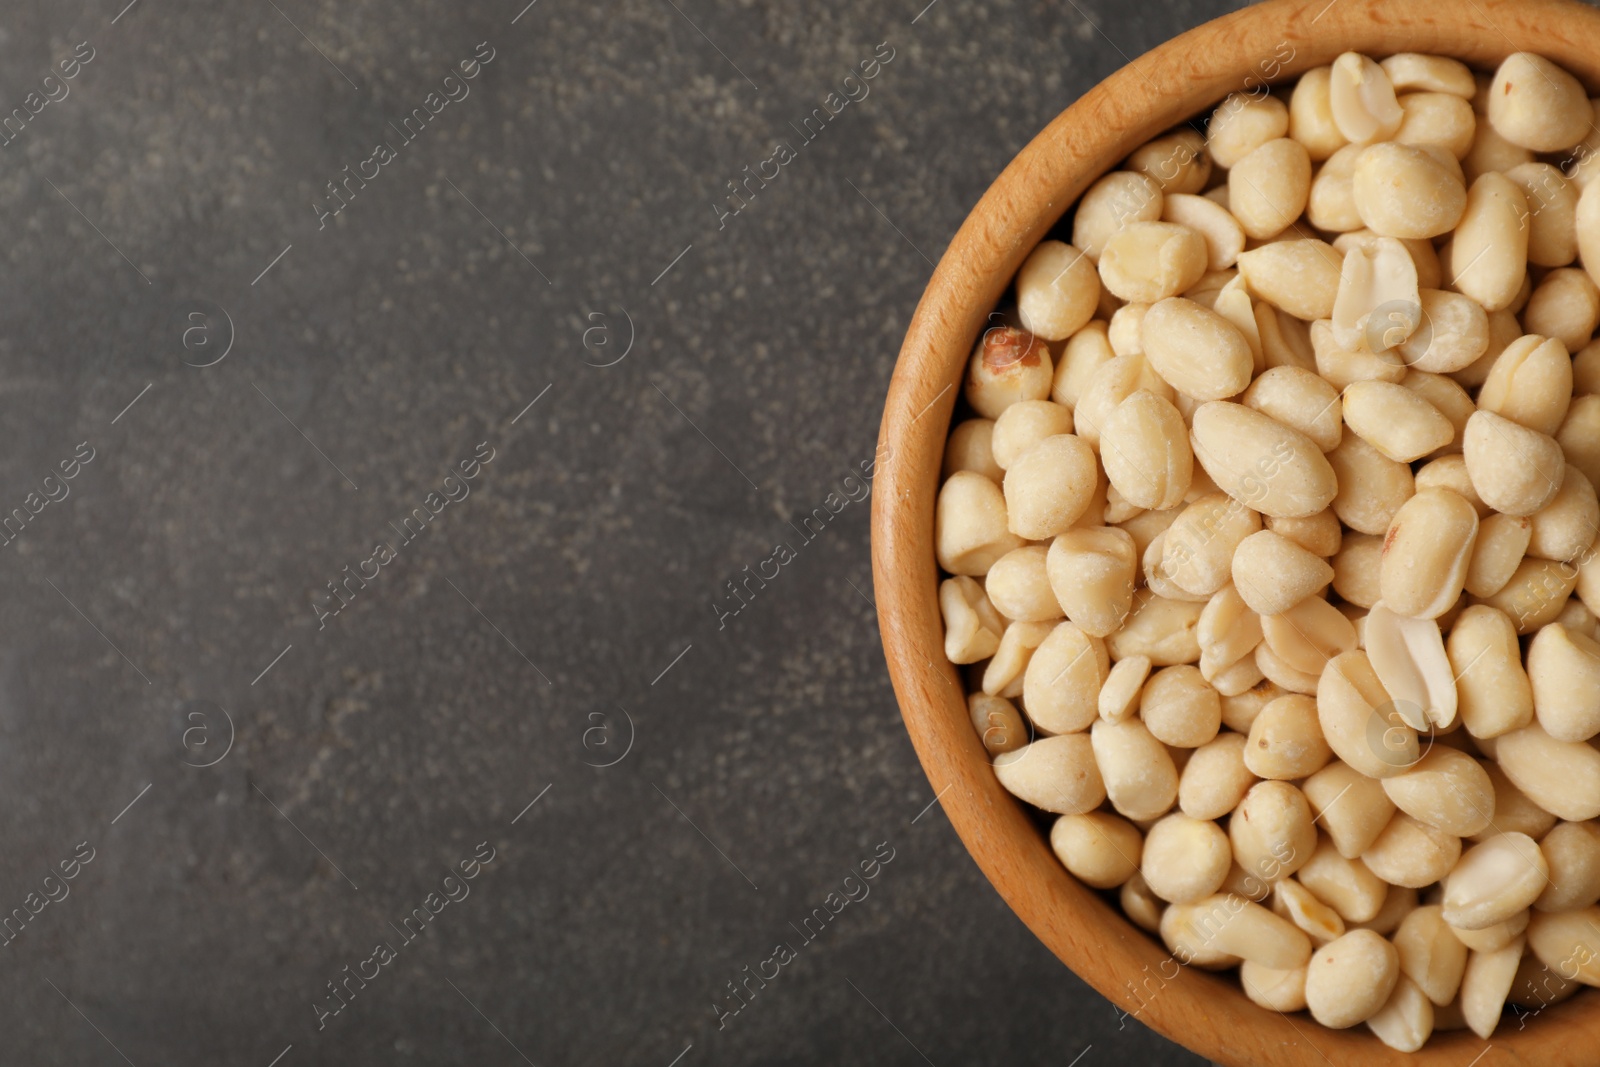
[0,1,1271,1063]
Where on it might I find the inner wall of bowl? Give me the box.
[876,0,1600,1063]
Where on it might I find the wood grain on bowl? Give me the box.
[870,0,1600,1062]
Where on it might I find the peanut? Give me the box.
[1523,269,1600,353]
[1378,488,1479,620]
[1140,296,1254,401]
[1352,142,1467,239]
[1298,833,1389,922]
[1098,390,1193,510]
[1072,171,1163,259]
[1495,724,1600,821]
[943,418,1001,482]
[1190,402,1337,519]
[1231,530,1335,617]
[1259,595,1357,677]
[1245,694,1333,780]
[1142,813,1231,903]
[1447,604,1535,739]
[1098,221,1209,303]
[1366,974,1435,1051]
[1528,464,1600,562]
[1021,620,1109,734]
[1050,812,1143,889]
[1460,936,1524,1039]
[990,399,1075,470]
[1230,780,1315,883]
[1463,512,1533,598]
[1394,91,1475,160]
[1507,162,1580,267]
[1241,366,1343,453]
[1047,526,1138,638]
[1161,493,1262,598]
[1073,353,1174,447]
[983,620,1055,698]
[1274,877,1346,943]
[1526,622,1600,742]
[1330,53,1404,144]
[1331,532,1384,608]
[1395,289,1488,373]
[1381,54,1476,98]
[1362,813,1462,888]
[1179,730,1257,821]
[1477,334,1573,436]
[980,545,1060,623]
[1328,433,1415,535]
[993,734,1105,814]
[936,471,1023,575]
[1462,410,1565,517]
[1342,381,1453,463]
[968,692,1028,756]
[1208,92,1289,168]
[1527,908,1600,987]
[1092,717,1179,821]
[965,326,1053,418]
[1161,193,1244,270]
[1450,174,1531,312]
[1096,652,1151,724]
[1241,960,1309,1012]
[1473,762,1558,845]
[1488,53,1592,151]
[1229,138,1312,239]
[1140,664,1222,749]
[1364,604,1458,729]
[1234,240,1342,322]
[1535,821,1600,912]
[940,576,1005,663]
[1318,650,1419,779]
[1127,129,1211,194]
[1003,434,1100,539]
[1105,589,1204,666]
[1380,746,1494,838]
[1443,832,1551,931]
[1290,66,1349,160]
[1393,905,1468,1007]
[1305,928,1401,1028]
[1267,508,1343,557]
[1051,320,1115,408]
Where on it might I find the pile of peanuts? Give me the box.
[937,50,1600,1051]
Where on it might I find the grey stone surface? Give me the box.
[0,0,1269,1063]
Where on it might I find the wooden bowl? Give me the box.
[870,0,1600,1061]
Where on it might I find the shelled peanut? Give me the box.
[938,48,1600,1052]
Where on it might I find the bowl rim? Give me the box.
[871,0,1600,1061]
